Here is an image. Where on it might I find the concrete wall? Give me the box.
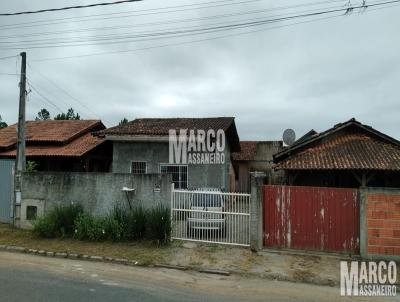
[20,172,172,228]
[248,141,285,186]
[360,187,400,260]
[112,141,231,190]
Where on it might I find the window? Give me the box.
[131,161,147,174]
[26,206,37,220]
[160,164,188,189]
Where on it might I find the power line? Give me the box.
[31,0,399,62]
[0,2,347,45]
[0,55,17,60]
[27,80,65,113]
[27,62,109,123]
[0,0,346,40]
[0,0,143,17]
[0,0,265,29]
[4,0,396,51]
[0,6,346,48]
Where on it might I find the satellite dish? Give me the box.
[283,129,296,146]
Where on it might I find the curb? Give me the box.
[0,244,141,267]
[0,244,230,276]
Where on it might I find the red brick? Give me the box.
[385,247,395,255]
[368,245,386,254]
[370,211,388,219]
[368,246,381,254]
[368,229,380,237]
[368,229,396,238]
[368,219,400,229]
[369,237,400,247]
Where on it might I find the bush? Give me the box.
[52,204,84,237]
[33,215,56,238]
[74,213,92,240]
[125,205,147,240]
[111,204,147,240]
[146,204,171,244]
[33,203,83,238]
[104,215,123,241]
[87,216,108,241]
[74,213,108,241]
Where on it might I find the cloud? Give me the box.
[0,0,399,140]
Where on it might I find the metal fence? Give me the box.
[171,186,251,247]
[0,160,14,224]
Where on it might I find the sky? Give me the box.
[0,0,399,141]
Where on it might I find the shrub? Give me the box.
[33,203,83,238]
[110,204,147,240]
[87,216,108,241]
[33,215,56,238]
[146,204,171,244]
[104,215,123,241]
[51,204,84,237]
[74,213,111,241]
[74,212,92,240]
[125,205,147,240]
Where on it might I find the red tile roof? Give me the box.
[232,141,258,161]
[0,133,104,158]
[0,120,102,149]
[98,117,241,152]
[274,119,400,171]
[100,117,236,136]
[0,120,105,158]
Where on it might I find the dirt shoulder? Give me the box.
[0,224,345,286]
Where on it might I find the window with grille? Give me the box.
[160,164,188,189]
[131,161,147,174]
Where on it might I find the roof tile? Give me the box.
[232,141,258,161]
[274,133,400,171]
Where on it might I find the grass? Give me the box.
[0,223,170,266]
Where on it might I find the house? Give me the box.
[96,117,240,190]
[273,118,400,188]
[232,141,284,192]
[0,120,112,172]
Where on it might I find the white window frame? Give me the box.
[130,161,147,174]
[159,163,188,189]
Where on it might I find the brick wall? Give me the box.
[365,191,400,257]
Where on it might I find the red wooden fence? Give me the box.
[263,185,360,254]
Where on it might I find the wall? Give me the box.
[235,162,250,192]
[112,141,231,190]
[20,172,172,228]
[360,187,400,260]
[249,141,285,185]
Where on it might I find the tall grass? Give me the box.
[147,204,171,245]
[33,203,83,238]
[35,203,171,244]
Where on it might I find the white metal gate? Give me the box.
[171,186,251,247]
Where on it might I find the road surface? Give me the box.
[0,251,395,302]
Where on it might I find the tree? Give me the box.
[35,108,51,121]
[119,118,128,126]
[0,115,7,129]
[54,108,81,120]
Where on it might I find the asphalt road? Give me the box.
[0,251,395,302]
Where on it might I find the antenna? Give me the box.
[283,129,296,146]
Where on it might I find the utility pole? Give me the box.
[13,52,26,227]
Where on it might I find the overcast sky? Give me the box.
[0,0,399,140]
